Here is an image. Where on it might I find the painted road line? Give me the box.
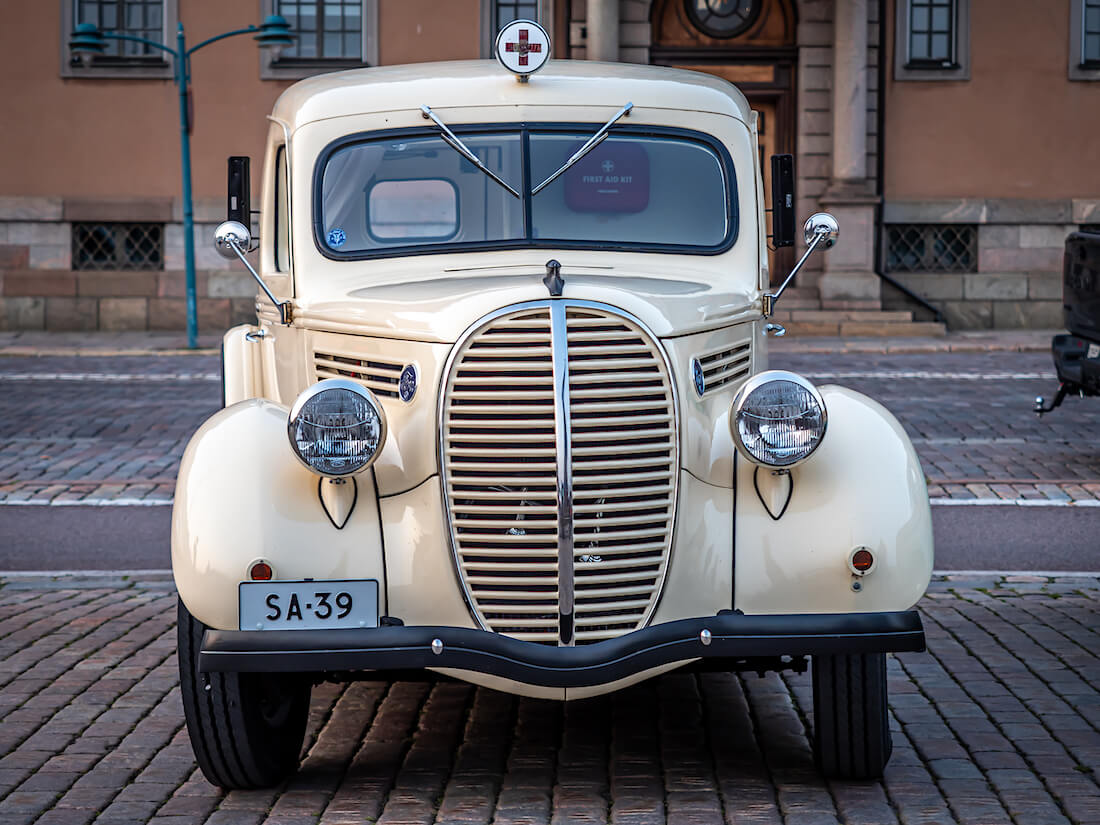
[0,372,219,382]
[806,371,1056,380]
[912,437,1029,445]
[0,498,174,507]
[930,498,1100,507]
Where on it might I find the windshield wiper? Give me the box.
[420,105,520,199]
[531,102,633,196]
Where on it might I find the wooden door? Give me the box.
[649,0,797,285]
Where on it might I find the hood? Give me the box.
[292,264,762,343]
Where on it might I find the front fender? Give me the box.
[734,385,933,614]
[171,399,386,630]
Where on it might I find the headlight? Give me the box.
[287,378,387,477]
[730,370,826,467]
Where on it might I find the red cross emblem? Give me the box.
[504,28,543,66]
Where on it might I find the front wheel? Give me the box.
[811,652,892,779]
[177,598,311,789]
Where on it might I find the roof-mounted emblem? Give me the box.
[495,19,550,82]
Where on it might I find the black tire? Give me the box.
[811,652,892,779]
[177,598,311,789]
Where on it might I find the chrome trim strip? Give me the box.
[549,300,575,646]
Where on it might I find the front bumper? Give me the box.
[200,610,924,688]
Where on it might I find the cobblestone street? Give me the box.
[0,574,1097,825]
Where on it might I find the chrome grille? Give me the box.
[441,301,678,645]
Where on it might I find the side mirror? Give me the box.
[761,212,841,317]
[804,212,839,249]
[227,156,251,226]
[770,154,795,248]
[213,220,291,325]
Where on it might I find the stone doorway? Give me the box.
[649,0,799,284]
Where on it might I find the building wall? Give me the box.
[881,0,1100,328]
[0,0,481,332]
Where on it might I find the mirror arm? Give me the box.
[762,230,827,318]
[226,238,292,325]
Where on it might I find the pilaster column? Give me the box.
[586,0,620,61]
[818,0,881,309]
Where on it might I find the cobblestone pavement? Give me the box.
[0,573,1096,825]
[3,350,1098,505]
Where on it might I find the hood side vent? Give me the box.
[696,341,752,395]
[314,351,403,398]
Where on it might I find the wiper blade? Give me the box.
[420,105,520,199]
[531,102,633,196]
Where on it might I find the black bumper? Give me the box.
[200,610,925,688]
[1052,333,1100,395]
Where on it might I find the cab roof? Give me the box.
[271,60,752,131]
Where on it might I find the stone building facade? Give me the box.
[1,0,1097,332]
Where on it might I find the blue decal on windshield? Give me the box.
[327,228,347,248]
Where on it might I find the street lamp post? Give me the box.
[69,17,293,349]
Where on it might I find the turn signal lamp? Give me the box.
[249,561,273,581]
[848,548,876,576]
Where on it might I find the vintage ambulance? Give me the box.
[173,21,933,789]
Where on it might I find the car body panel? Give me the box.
[734,386,934,615]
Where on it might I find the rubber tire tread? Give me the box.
[811,652,892,779]
[177,598,310,789]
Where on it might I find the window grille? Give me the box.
[277,0,363,60]
[906,0,955,67]
[495,0,540,32]
[74,0,165,61]
[73,223,164,271]
[1085,0,1100,66]
[885,224,976,273]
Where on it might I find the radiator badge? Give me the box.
[692,358,705,397]
[399,365,418,402]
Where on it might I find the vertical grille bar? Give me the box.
[549,301,575,646]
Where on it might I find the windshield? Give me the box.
[317,126,735,257]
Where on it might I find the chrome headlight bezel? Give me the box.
[729,370,827,468]
[287,378,388,478]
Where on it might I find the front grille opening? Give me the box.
[443,302,678,645]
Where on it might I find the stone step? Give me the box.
[780,319,947,337]
[771,309,916,323]
[768,286,820,310]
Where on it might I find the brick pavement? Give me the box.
[0,573,1097,825]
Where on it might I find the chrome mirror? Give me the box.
[803,212,839,249]
[762,212,841,318]
[213,220,251,260]
[213,220,292,324]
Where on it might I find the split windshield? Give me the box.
[318,126,735,257]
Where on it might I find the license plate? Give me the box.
[1087,343,1100,359]
[239,580,379,631]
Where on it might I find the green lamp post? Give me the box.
[69,16,293,349]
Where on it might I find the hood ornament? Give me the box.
[543,260,564,297]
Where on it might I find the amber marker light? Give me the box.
[848,548,876,576]
[249,562,273,581]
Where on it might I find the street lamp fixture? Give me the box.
[68,16,294,349]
